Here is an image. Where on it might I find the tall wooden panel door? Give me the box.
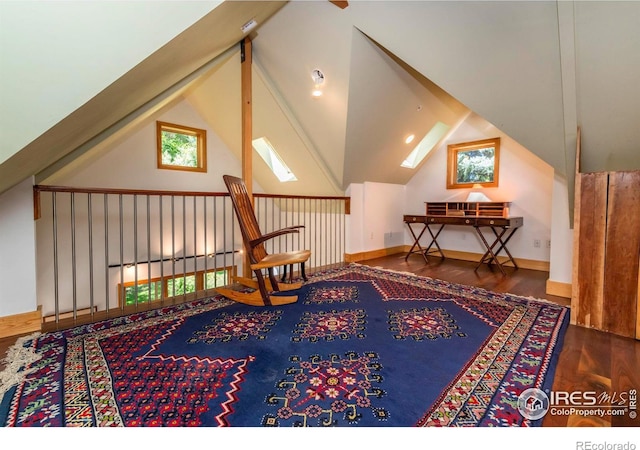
[573,172,608,330]
[572,170,640,339]
[602,171,640,337]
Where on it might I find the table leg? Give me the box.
[477,228,508,265]
[405,223,429,263]
[405,223,445,262]
[425,224,445,259]
[474,226,520,274]
[489,227,519,269]
[474,226,507,275]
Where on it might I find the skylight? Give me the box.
[401,121,451,169]
[252,137,297,182]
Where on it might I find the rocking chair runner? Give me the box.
[216,175,311,306]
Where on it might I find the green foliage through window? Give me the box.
[121,268,229,307]
[161,131,198,167]
[456,148,495,183]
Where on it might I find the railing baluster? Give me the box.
[323,199,327,268]
[223,196,227,282]
[204,196,208,292]
[231,199,235,278]
[70,192,77,320]
[133,194,138,309]
[193,196,198,292]
[171,195,175,298]
[159,195,164,303]
[297,197,301,256]
[315,198,318,269]
[119,194,124,312]
[88,194,94,320]
[146,195,151,305]
[213,196,218,286]
[272,196,276,256]
[52,192,59,323]
[104,193,109,316]
[182,196,187,302]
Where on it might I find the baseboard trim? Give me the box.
[42,306,98,323]
[345,246,406,263]
[437,249,550,272]
[347,245,549,272]
[546,279,572,299]
[0,307,42,339]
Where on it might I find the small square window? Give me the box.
[157,121,207,172]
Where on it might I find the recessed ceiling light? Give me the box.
[311,69,325,85]
[311,69,325,97]
[405,134,415,144]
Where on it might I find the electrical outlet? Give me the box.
[533,239,541,248]
[370,232,374,240]
[546,239,551,249]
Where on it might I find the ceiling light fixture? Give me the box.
[311,69,325,98]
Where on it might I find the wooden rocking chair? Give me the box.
[215,175,311,306]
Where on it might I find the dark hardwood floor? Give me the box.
[1,253,638,427]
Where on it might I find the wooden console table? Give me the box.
[404,202,523,275]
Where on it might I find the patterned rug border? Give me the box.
[321,263,566,308]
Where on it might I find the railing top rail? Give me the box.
[34,185,230,198]
[254,193,350,201]
[34,185,350,202]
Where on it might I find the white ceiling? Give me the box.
[4,0,640,196]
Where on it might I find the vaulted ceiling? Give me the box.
[182,8,471,195]
[2,1,639,198]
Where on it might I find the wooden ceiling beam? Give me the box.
[329,1,349,9]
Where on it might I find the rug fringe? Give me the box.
[0,332,42,398]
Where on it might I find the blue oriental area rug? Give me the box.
[0,264,568,427]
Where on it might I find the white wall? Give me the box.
[45,99,241,192]
[345,184,363,255]
[363,182,406,251]
[0,178,37,316]
[0,0,220,163]
[405,113,554,262]
[549,174,574,284]
[347,182,406,255]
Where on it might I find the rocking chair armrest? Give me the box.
[249,226,305,247]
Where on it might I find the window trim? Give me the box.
[156,121,207,172]
[446,137,500,189]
